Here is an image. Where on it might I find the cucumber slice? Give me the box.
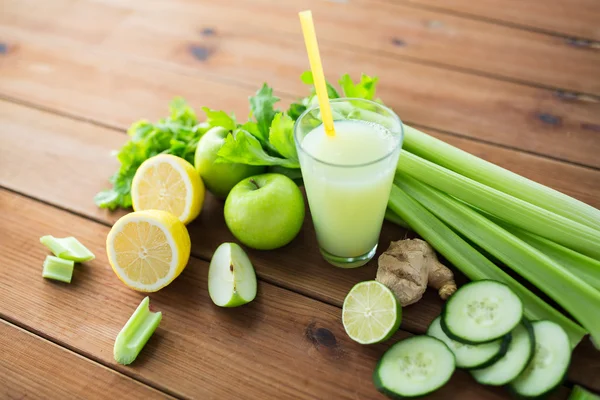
[374,336,455,398]
[472,320,535,385]
[427,316,510,369]
[442,280,523,344]
[510,320,571,398]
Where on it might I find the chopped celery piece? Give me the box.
[114,297,162,365]
[40,235,95,262]
[396,175,600,345]
[396,151,600,260]
[388,184,587,347]
[42,255,75,283]
[402,125,600,231]
[569,385,600,400]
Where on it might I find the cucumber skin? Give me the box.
[471,319,536,386]
[440,280,523,345]
[373,337,456,399]
[508,320,571,399]
[427,316,512,370]
[465,333,512,370]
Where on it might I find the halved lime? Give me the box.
[342,281,402,344]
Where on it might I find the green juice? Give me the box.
[299,119,401,266]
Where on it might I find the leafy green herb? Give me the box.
[339,73,379,100]
[94,98,205,210]
[201,107,236,131]
[249,84,280,144]
[268,113,298,161]
[216,129,298,168]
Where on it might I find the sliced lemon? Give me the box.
[106,210,191,292]
[131,154,204,224]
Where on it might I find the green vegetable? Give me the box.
[42,255,75,283]
[387,184,587,347]
[403,126,600,232]
[95,98,205,210]
[40,235,95,262]
[496,221,600,292]
[201,107,236,132]
[217,128,298,168]
[339,73,379,100]
[396,151,600,260]
[396,175,600,345]
[114,296,162,365]
[249,83,280,144]
[569,386,600,400]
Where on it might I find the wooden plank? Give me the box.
[1,19,600,167]
[3,97,600,321]
[0,189,519,400]
[4,0,598,95]
[0,320,171,400]
[398,0,600,41]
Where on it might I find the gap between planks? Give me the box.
[377,0,600,42]
[2,89,598,174]
[0,316,179,400]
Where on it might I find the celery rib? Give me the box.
[402,125,600,231]
[396,175,600,345]
[40,235,95,262]
[42,255,75,283]
[498,223,600,292]
[396,151,600,260]
[569,385,600,400]
[114,297,162,365]
[388,185,587,347]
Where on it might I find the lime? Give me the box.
[342,280,401,344]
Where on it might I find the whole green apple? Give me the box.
[224,173,305,250]
[195,127,265,198]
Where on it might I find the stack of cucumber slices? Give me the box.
[373,280,573,398]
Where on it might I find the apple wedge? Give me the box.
[208,242,258,307]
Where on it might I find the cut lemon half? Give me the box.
[106,210,191,292]
[131,154,204,224]
[342,280,402,344]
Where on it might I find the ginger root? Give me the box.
[376,239,457,306]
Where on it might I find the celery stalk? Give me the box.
[388,185,587,347]
[569,385,600,400]
[40,235,95,262]
[42,255,75,283]
[396,151,600,260]
[402,125,600,231]
[396,175,600,344]
[384,208,409,228]
[497,223,600,292]
[114,297,162,365]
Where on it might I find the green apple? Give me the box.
[194,127,265,198]
[208,242,257,307]
[224,173,305,250]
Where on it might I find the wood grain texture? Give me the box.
[0,320,171,400]
[0,189,519,400]
[2,98,600,321]
[398,0,600,40]
[0,38,600,167]
[3,0,599,95]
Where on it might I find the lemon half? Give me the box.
[106,210,191,292]
[131,154,204,224]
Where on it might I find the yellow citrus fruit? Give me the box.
[106,210,191,292]
[131,154,204,224]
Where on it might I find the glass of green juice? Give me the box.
[294,98,404,268]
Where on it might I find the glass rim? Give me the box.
[293,97,404,168]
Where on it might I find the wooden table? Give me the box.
[1,0,599,398]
